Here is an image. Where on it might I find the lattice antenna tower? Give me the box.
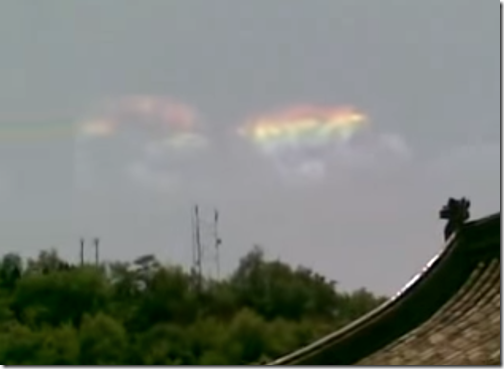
[191,205,203,293]
[191,205,223,284]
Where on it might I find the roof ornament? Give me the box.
[439,197,471,241]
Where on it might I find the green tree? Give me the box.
[11,266,109,327]
[78,313,128,365]
[0,247,386,365]
[36,325,80,364]
[230,247,339,321]
[0,253,23,289]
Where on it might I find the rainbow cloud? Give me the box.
[237,104,410,182]
[75,95,209,192]
[78,95,203,144]
[238,105,368,154]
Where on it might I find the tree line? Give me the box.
[0,246,386,364]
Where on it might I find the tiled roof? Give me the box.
[267,213,500,365]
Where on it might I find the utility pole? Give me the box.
[94,238,100,266]
[213,209,222,279]
[80,238,85,266]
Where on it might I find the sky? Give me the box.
[0,0,499,295]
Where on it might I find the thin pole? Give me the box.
[94,238,100,266]
[214,209,221,279]
[194,205,202,293]
[191,206,196,270]
[80,238,85,266]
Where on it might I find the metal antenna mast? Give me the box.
[192,205,203,293]
[80,238,85,266]
[214,209,222,279]
[191,205,223,284]
[94,238,100,266]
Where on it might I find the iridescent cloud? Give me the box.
[237,104,410,183]
[238,105,368,154]
[75,95,209,192]
[78,95,205,147]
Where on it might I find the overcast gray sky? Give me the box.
[0,0,499,295]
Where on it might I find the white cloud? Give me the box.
[125,161,180,193]
[73,96,210,194]
[259,130,413,185]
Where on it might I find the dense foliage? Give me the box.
[0,246,386,364]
